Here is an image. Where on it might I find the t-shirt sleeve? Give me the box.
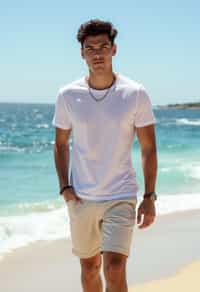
[134,85,156,128]
[52,91,72,130]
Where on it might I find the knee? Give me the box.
[81,255,101,283]
[104,254,126,283]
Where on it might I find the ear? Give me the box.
[112,44,117,56]
[81,48,85,59]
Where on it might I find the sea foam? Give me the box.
[0,194,200,257]
[176,118,200,126]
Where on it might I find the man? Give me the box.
[52,19,157,292]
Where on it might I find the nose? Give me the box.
[93,48,103,56]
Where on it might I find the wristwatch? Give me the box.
[143,192,157,202]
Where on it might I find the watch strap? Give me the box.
[60,185,73,195]
[143,192,157,201]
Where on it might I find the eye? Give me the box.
[85,47,93,52]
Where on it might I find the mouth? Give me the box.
[93,60,104,65]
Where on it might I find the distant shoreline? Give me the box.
[158,102,200,109]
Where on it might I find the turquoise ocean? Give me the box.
[0,102,200,256]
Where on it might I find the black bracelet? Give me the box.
[60,185,73,195]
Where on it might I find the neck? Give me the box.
[87,70,116,90]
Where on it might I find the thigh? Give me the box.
[101,199,137,257]
[67,199,102,259]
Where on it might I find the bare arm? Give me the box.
[54,127,72,189]
[136,124,158,229]
[54,127,80,203]
[136,124,157,194]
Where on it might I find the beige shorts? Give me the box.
[67,197,137,259]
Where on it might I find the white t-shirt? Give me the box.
[52,73,156,201]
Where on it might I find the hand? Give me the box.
[62,187,82,205]
[137,198,156,229]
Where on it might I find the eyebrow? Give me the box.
[84,42,111,48]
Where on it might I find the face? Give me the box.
[81,34,117,73]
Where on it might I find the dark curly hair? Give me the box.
[77,19,118,48]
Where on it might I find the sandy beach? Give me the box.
[129,260,200,292]
[0,209,199,292]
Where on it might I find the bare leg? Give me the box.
[80,253,103,292]
[103,251,128,292]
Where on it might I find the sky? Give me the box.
[0,0,200,105]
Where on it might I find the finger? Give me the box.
[139,216,154,229]
[138,214,152,228]
[138,220,151,229]
[74,196,82,204]
[137,210,142,224]
[139,221,151,229]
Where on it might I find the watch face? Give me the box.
[150,194,157,201]
[144,192,157,201]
